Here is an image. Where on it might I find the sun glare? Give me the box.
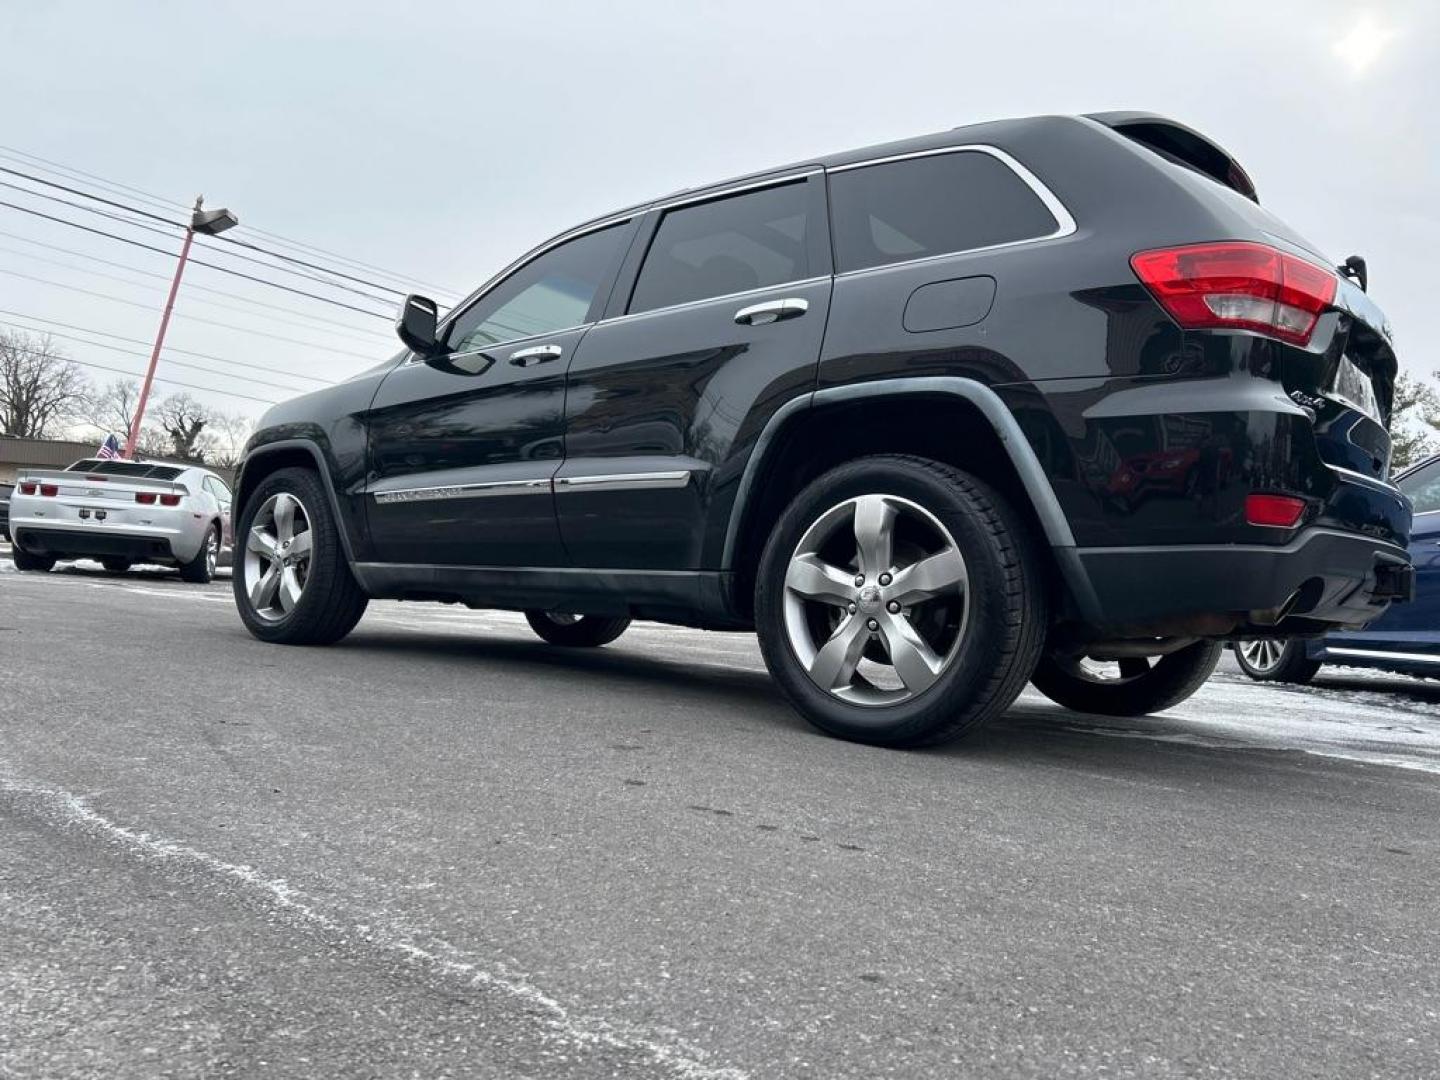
[1332,11,1396,77]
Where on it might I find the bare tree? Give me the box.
[83,377,143,438]
[203,411,256,468]
[1392,371,1440,470]
[0,329,91,438]
[154,392,219,461]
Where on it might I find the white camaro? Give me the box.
[8,458,233,582]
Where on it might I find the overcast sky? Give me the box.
[1,0,1435,424]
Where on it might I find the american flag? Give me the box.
[96,434,124,460]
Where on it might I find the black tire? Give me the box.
[232,467,368,645]
[1233,639,1321,684]
[754,454,1048,749]
[178,523,219,584]
[1031,640,1222,717]
[101,558,132,574]
[524,611,631,647]
[11,545,55,572]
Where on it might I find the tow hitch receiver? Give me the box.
[1373,562,1415,603]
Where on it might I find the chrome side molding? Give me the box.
[372,478,551,505]
[554,470,692,493]
[372,470,693,504]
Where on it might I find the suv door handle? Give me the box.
[734,297,809,326]
[509,344,564,366]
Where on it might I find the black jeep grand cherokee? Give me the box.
[232,112,1414,747]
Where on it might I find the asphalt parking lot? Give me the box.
[2,558,1438,1079]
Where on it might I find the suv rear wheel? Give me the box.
[524,611,631,647]
[233,467,368,645]
[1030,641,1222,716]
[755,455,1047,748]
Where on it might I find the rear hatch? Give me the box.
[1097,112,1401,482]
[15,460,192,531]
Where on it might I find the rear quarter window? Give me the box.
[828,150,1060,274]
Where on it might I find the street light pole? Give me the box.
[123,194,238,459]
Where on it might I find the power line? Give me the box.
[0,159,454,304]
[8,347,279,406]
[0,145,192,217]
[0,197,395,319]
[0,318,317,394]
[0,266,387,361]
[0,308,333,385]
[0,181,399,312]
[0,232,394,344]
[0,142,463,296]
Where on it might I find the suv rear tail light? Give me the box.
[1245,493,1307,528]
[39,484,58,497]
[19,482,37,495]
[135,492,157,505]
[1130,241,1338,346]
[159,493,181,507]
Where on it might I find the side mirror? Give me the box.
[396,294,443,356]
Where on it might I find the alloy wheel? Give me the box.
[1239,639,1286,674]
[783,493,969,706]
[244,492,313,622]
[205,529,219,577]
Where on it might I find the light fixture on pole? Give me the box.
[122,195,239,459]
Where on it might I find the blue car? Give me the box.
[1236,453,1440,682]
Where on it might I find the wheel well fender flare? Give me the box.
[234,439,358,566]
[723,376,1102,620]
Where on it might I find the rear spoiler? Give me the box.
[15,466,190,493]
[1087,111,1259,204]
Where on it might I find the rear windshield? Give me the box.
[66,459,184,480]
[1107,120,1258,203]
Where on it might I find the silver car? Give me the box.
[8,458,232,582]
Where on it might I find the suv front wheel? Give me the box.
[755,455,1047,748]
[233,467,368,645]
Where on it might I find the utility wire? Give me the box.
[0,197,395,319]
[0,318,317,394]
[0,142,462,296]
[10,348,280,406]
[0,229,393,339]
[0,308,333,385]
[0,161,451,303]
[0,234,394,344]
[0,180,399,311]
[0,266,386,361]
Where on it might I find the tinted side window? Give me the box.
[829,151,1060,273]
[447,223,628,352]
[1399,458,1440,515]
[629,183,809,314]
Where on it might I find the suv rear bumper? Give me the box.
[1075,528,1412,637]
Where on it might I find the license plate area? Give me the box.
[1328,354,1382,423]
[78,507,110,522]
